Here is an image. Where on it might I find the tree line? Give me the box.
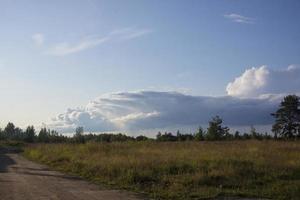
[0,94,299,143]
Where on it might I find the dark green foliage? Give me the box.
[2,122,26,141]
[38,128,67,143]
[176,130,194,141]
[73,126,85,143]
[24,126,35,143]
[38,128,50,143]
[156,132,177,141]
[4,122,17,139]
[0,128,4,140]
[234,131,241,139]
[206,116,229,140]
[136,135,149,141]
[272,95,300,139]
[86,133,135,142]
[194,126,205,141]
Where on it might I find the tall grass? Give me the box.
[24,141,300,199]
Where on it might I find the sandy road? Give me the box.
[0,148,144,200]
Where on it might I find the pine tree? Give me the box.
[25,126,36,143]
[271,95,300,139]
[195,126,205,141]
[206,116,229,140]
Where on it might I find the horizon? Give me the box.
[1,0,300,135]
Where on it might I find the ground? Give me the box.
[0,147,143,200]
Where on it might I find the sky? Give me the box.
[0,0,300,134]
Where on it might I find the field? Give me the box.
[24,141,300,199]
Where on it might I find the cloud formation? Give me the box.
[46,27,152,56]
[224,13,255,24]
[48,65,299,133]
[32,33,45,46]
[226,65,300,97]
[49,91,281,133]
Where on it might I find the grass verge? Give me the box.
[23,141,300,199]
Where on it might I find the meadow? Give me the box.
[24,141,300,199]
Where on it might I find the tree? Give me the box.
[234,131,240,139]
[271,95,300,139]
[74,126,85,143]
[4,122,16,139]
[156,131,162,141]
[206,116,229,140]
[25,126,36,143]
[194,126,205,141]
[0,128,4,140]
[136,135,149,141]
[38,128,50,143]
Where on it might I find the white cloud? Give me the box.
[48,91,281,133]
[48,65,300,134]
[224,13,255,24]
[46,28,152,56]
[227,65,300,97]
[109,27,152,38]
[119,29,153,40]
[32,33,45,46]
[46,36,110,56]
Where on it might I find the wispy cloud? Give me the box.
[224,13,255,24]
[46,36,110,56]
[45,27,152,56]
[119,29,153,40]
[32,33,45,46]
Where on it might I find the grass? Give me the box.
[23,141,300,199]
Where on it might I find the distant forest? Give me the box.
[0,95,299,143]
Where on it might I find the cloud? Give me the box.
[119,29,153,40]
[46,36,110,56]
[226,65,300,97]
[32,33,45,46]
[48,65,300,134]
[224,13,255,24]
[46,27,152,56]
[48,91,282,133]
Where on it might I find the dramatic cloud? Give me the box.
[226,65,300,97]
[49,65,299,133]
[46,28,152,56]
[32,33,45,46]
[224,13,255,24]
[49,91,281,133]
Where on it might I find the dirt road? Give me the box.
[0,148,144,200]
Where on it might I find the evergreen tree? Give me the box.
[38,128,50,143]
[206,116,229,140]
[194,126,205,141]
[234,131,240,139]
[4,122,16,139]
[25,126,36,143]
[271,95,300,139]
[74,126,85,143]
[250,126,258,139]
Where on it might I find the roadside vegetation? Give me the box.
[24,141,300,199]
[1,94,300,199]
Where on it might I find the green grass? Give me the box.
[23,141,300,199]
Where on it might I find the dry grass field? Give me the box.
[24,141,300,199]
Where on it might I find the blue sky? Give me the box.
[0,0,299,132]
